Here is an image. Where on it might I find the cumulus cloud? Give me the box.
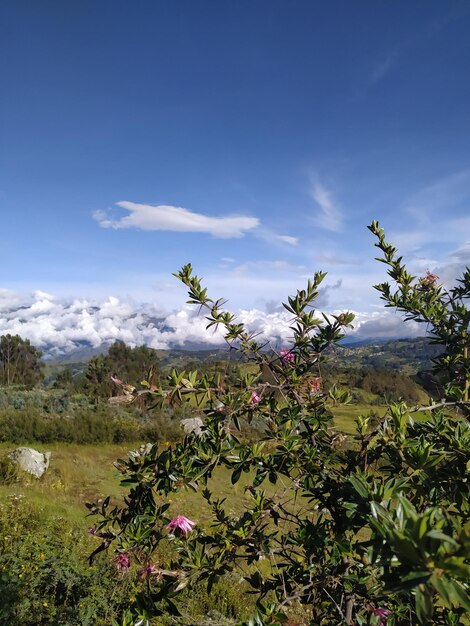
[0,288,434,359]
[309,178,343,232]
[433,242,470,286]
[349,311,425,340]
[94,201,260,238]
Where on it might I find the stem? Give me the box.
[464,342,469,403]
[343,557,354,625]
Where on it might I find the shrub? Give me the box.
[0,401,182,445]
[0,500,135,625]
[0,455,20,484]
[87,224,470,625]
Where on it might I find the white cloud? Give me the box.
[231,260,306,274]
[313,252,361,266]
[388,168,470,258]
[251,227,299,248]
[349,311,425,340]
[450,241,470,262]
[309,178,343,232]
[0,288,434,359]
[404,168,470,223]
[276,234,299,246]
[94,201,260,239]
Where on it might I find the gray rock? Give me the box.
[181,416,204,437]
[8,447,51,478]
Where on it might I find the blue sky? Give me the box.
[1,1,469,352]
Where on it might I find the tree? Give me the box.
[0,334,43,386]
[52,367,74,389]
[88,226,469,625]
[83,341,160,400]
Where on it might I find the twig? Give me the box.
[411,400,470,413]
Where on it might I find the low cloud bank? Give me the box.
[0,289,427,359]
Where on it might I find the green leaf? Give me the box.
[349,474,369,499]
[415,586,433,624]
[231,468,242,484]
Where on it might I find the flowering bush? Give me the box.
[88,224,469,625]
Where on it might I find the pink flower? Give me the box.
[166,515,195,536]
[279,349,295,364]
[140,563,157,580]
[250,391,260,405]
[87,526,98,535]
[373,607,391,625]
[114,552,131,573]
[310,377,322,393]
[420,271,439,286]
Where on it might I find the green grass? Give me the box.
[0,402,379,526]
[0,442,262,531]
[0,442,131,525]
[330,402,385,433]
[0,401,438,626]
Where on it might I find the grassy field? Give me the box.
[0,400,438,625]
[1,395,436,540]
[0,442,132,525]
[0,443,279,534]
[0,442,283,624]
[0,401,393,523]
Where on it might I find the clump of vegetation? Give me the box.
[87,223,469,625]
[0,499,136,625]
[352,368,426,403]
[83,341,161,401]
[0,334,44,386]
[0,455,20,484]
[0,386,184,444]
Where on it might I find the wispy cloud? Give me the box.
[404,168,470,222]
[94,201,260,238]
[252,227,300,247]
[391,169,470,253]
[432,241,470,286]
[313,253,361,266]
[450,241,470,262]
[309,178,343,232]
[369,8,467,84]
[231,260,306,274]
[371,48,401,82]
[276,234,299,246]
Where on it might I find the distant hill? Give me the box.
[329,337,442,374]
[43,337,442,384]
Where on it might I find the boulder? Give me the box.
[181,416,204,437]
[8,447,51,478]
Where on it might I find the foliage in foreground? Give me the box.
[88,223,470,625]
[0,499,135,625]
